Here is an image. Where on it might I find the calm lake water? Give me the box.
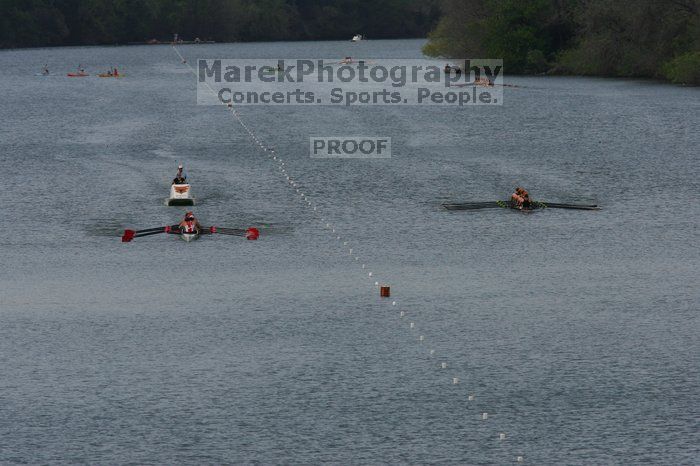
[0,39,698,464]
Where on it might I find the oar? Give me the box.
[122,226,169,242]
[534,202,600,210]
[209,226,260,240]
[443,200,600,211]
[442,201,504,210]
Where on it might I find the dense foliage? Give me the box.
[2,0,697,83]
[0,0,440,47]
[423,0,700,84]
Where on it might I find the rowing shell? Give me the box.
[180,231,200,242]
[442,200,600,211]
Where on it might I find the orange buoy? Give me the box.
[380,286,390,297]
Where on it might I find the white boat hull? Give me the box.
[167,183,194,206]
[180,232,199,242]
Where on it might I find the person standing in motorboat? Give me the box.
[172,164,187,184]
[179,211,202,233]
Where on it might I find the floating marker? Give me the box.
[468,394,475,401]
[429,349,435,355]
[409,322,415,328]
[499,433,506,440]
[481,413,488,420]
[453,377,459,384]
[517,456,523,463]
[380,286,390,297]
[441,362,447,369]
[419,335,424,342]
[391,301,396,306]
[400,311,405,317]
[368,272,372,277]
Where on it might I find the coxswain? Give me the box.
[172,164,187,184]
[179,211,202,234]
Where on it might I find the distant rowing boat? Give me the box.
[442,200,600,211]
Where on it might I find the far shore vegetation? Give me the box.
[1,0,697,85]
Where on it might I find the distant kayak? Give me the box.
[67,73,89,77]
[97,73,125,78]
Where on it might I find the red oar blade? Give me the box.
[121,230,135,242]
[210,226,260,240]
[246,227,260,240]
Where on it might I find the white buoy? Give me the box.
[499,433,506,440]
[441,362,447,369]
[429,349,435,355]
[409,322,414,328]
[453,377,459,384]
[419,335,424,342]
[368,272,372,277]
[392,301,396,306]
[468,394,475,401]
[400,311,405,317]
[516,456,523,462]
[481,412,488,420]
[374,281,379,286]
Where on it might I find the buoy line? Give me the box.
[172,45,524,463]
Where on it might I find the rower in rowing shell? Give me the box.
[179,211,202,234]
[172,164,186,184]
[511,187,532,209]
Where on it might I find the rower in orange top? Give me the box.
[179,211,202,233]
[511,187,531,209]
[520,188,531,209]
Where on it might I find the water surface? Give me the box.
[0,39,698,464]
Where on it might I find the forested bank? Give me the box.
[0,0,440,48]
[2,0,697,84]
[423,0,700,85]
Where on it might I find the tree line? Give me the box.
[0,0,440,47]
[423,0,700,85]
[1,0,697,84]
